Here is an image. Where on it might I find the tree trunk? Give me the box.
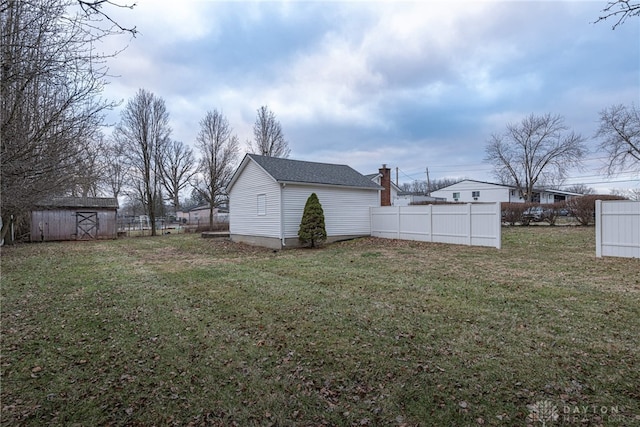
[1,214,14,245]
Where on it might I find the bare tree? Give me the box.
[1,1,116,241]
[595,104,640,176]
[400,180,428,194]
[595,1,640,29]
[161,139,197,211]
[249,105,290,158]
[71,135,104,198]
[485,113,586,203]
[102,139,127,199]
[114,89,171,236]
[193,110,239,229]
[401,178,462,193]
[610,187,640,200]
[76,0,137,35]
[0,0,132,242]
[564,183,596,195]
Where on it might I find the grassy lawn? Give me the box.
[1,227,639,426]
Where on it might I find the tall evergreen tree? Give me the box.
[298,193,327,248]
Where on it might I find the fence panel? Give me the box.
[596,200,640,259]
[371,203,501,249]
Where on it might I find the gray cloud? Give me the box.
[101,1,639,191]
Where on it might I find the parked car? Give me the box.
[523,206,545,221]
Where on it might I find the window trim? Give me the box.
[257,194,266,216]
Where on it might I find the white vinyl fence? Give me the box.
[595,200,640,258]
[370,203,501,249]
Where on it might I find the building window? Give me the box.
[472,191,480,198]
[257,194,266,216]
[453,192,460,201]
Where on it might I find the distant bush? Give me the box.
[539,202,566,226]
[501,202,534,225]
[501,202,569,226]
[565,195,626,226]
[194,222,229,233]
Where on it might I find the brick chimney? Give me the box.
[379,164,391,206]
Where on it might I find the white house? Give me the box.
[430,179,581,204]
[176,205,228,225]
[227,154,383,249]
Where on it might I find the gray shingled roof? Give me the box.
[248,154,382,190]
[35,197,119,209]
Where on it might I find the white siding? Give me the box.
[371,203,501,249]
[282,185,379,238]
[430,180,511,203]
[596,200,640,259]
[371,175,399,205]
[229,161,281,238]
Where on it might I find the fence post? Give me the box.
[495,202,502,250]
[467,203,472,246]
[396,206,401,239]
[595,200,602,258]
[428,204,433,242]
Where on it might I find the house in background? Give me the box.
[176,205,228,225]
[227,154,383,249]
[393,191,445,206]
[366,168,445,206]
[365,165,401,206]
[30,197,118,242]
[430,179,581,204]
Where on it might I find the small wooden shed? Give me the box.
[31,197,119,242]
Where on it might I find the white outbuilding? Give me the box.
[227,154,383,249]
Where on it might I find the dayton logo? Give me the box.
[527,400,559,426]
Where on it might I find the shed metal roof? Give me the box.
[240,154,382,190]
[35,197,119,209]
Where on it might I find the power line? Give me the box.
[565,178,640,186]
[399,154,622,178]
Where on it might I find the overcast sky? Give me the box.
[101,1,639,193]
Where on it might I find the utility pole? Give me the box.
[395,167,399,186]
[426,167,431,196]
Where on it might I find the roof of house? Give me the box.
[182,205,229,213]
[364,172,402,191]
[229,154,383,191]
[35,197,119,209]
[188,205,213,212]
[437,179,582,196]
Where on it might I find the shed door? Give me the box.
[76,212,98,240]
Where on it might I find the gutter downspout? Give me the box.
[280,183,286,247]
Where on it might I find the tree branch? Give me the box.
[594,0,640,30]
[77,0,138,36]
